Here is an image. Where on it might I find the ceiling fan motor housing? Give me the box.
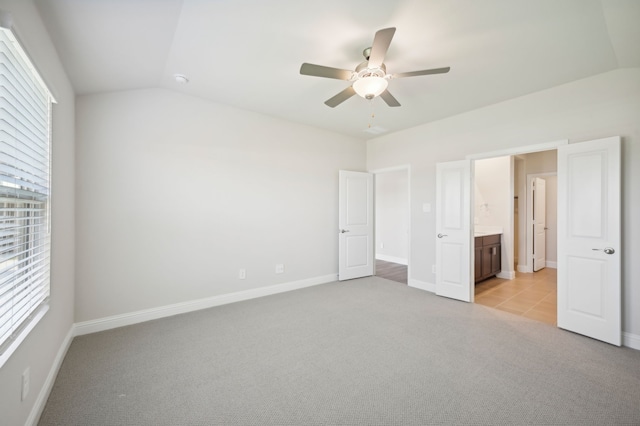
[354,61,386,77]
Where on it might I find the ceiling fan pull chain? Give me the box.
[368,98,376,128]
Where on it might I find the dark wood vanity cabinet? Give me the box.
[474,234,501,283]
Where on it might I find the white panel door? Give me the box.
[338,170,374,281]
[557,137,621,346]
[533,177,547,271]
[436,160,472,302]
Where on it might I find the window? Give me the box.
[0,22,53,365]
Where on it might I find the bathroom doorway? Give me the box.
[473,151,558,325]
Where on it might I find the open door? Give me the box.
[435,160,472,302]
[557,137,621,346]
[533,177,546,271]
[338,170,374,281]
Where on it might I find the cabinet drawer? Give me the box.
[482,234,500,245]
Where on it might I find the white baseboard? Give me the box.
[74,274,337,336]
[408,278,435,293]
[546,261,557,269]
[517,264,533,273]
[26,326,75,426]
[497,270,516,280]
[375,254,408,265]
[623,332,640,350]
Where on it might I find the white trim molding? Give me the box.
[74,274,337,336]
[497,271,516,280]
[375,254,408,265]
[623,332,640,351]
[517,264,533,273]
[466,139,569,160]
[26,326,74,426]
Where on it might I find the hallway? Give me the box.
[375,259,408,284]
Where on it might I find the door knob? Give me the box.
[592,247,615,255]
[340,229,350,234]
[437,233,448,238]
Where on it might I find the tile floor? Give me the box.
[475,268,557,325]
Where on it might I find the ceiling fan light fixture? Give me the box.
[353,76,388,100]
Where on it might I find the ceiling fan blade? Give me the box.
[367,27,396,68]
[380,90,401,107]
[393,66,451,79]
[300,63,354,80]
[324,86,356,108]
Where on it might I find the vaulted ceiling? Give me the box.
[34,0,640,139]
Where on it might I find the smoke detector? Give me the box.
[173,74,189,84]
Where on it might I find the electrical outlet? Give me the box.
[275,264,284,274]
[21,367,30,401]
[432,265,436,274]
[380,242,384,249]
[238,269,246,280]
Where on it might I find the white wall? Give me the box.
[524,150,557,174]
[375,169,409,264]
[474,156,513,274]
[475,156,511,229]
[367,68,640,340]
[75,88,365,322]
[0,1,76,425]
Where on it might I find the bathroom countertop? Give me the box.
[474,226,503,237]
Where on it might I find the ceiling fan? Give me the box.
[300,27,450,108]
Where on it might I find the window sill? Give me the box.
[0,304,50,369]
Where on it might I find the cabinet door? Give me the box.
[490,244,501,275]
[481,247,492,279]
[474,246,482,282]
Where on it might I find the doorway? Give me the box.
[436,137,621,344]
[373,167,410,284]
[473,151,558,325]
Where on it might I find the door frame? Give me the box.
[523,172,557,273]
[369,165,411,282]
[338,170,374,281]
[466,140,568,287]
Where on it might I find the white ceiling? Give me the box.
[34,0,640,140]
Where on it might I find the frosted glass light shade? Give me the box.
[353,76,388,99]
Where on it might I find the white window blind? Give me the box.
[0,24,52,362]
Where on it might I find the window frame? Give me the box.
[0,16,54,368]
